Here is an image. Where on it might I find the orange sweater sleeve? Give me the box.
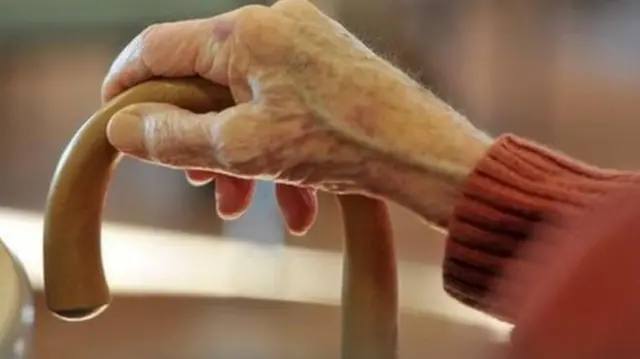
[442,133,640,322]
[503,185,640,358]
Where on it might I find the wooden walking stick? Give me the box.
[43,77,398,358]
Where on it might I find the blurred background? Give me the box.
[0,0,639,358]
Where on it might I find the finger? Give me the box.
[215,175,255,219]
[275,183,318,236]
[101,8,248,101]
[185,170,216,186]
[107,101,298,176]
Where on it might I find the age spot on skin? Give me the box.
[211,16,235,41]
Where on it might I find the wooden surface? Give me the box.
[29,293,506,359]
[0,207,508,327]
[0,207,508,358]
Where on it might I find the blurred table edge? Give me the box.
[0,206,510,335]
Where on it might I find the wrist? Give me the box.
[363,123,493,227]
[342,70,494,225]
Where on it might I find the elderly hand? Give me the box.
[102,0,491,234]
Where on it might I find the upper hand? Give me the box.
[102,0,490,234]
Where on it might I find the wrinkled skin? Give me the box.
[103,0,490,234]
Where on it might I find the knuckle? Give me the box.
[236,4,276,35]
[238,4,270,21]
[139,23,162,44]
[233,10,291,58]
[271,0,297,9]
[272,0,309,12]
[137,23,164,66]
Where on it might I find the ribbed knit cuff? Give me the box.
[443,134,640,322]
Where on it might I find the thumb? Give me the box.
[107,102,250,170]
[107,102,214,168]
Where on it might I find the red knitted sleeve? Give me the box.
[442,133,640,322]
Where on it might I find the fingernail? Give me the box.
[107,113,148,157]
[215,182,242,220]
[287,191,316,236]
[185,173,213,187]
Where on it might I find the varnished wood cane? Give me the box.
[43,77,398,359]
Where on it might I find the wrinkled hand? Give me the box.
[102,0,489,234]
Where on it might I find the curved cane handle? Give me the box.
[43,77,398,358]
[43,77,234,320]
